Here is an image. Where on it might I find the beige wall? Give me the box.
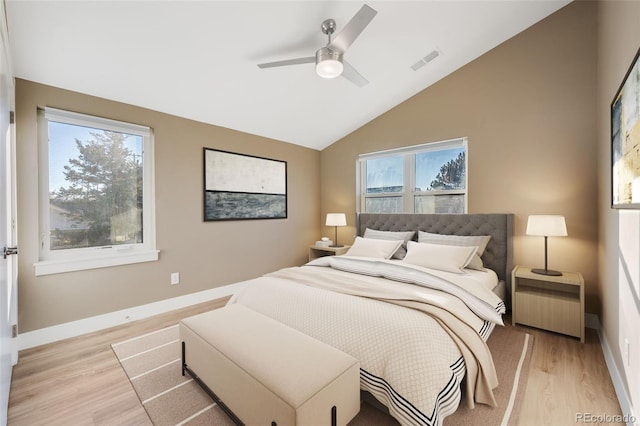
[321,2,598,311]
[597,0,640,415]
[16,79,320,332]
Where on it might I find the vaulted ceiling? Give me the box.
[6,1,570,150]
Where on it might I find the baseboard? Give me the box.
[592,315,638,426]
[18,281,248,350]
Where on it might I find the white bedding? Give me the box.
[308,256,505,325]
[459,267,499,292]
[381,259,499,296]
[228,256,505,426]
[385,259,501,299]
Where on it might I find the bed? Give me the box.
[227,213,514,426]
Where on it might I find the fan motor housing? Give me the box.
[316,47,343,64]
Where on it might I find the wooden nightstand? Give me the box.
[308,245,350,261]
[511,265,584,342]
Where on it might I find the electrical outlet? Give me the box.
[624,338,630,367]
[171,272,180,285]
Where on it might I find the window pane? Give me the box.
[365,197,403,213]
[414,194,465,214]
[48,121,143,250]
[366,156,403,193]
[415,148,466,191]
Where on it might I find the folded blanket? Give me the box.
[307,256,506,325]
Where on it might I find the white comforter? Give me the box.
[228,256,505,426]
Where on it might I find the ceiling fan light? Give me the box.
[316,59,343,79]
[315,47,344,79]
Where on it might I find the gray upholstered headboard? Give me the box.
[356,213,514,293]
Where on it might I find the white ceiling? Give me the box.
[6,0,570,151]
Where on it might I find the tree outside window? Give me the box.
[49,125,143,250]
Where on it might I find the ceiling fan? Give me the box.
[257,4,377,87]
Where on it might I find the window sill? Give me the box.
[34,249,160,276]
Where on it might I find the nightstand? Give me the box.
[511,265,584,342]
[308,245,350,262]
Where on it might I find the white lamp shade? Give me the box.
[325,213,347,227]
[526,215,568,237]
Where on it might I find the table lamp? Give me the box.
[325,213,347,247]
[526,215,567,276]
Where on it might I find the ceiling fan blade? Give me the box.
[257,56,315,69]
[341,60,369,87]
[329,4,377,53]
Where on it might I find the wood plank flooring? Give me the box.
[516,323,622,425]
[7,302,623,426]
[7,298,229,426]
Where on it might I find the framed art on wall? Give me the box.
[203,148,287,221]
[612,46,640,209]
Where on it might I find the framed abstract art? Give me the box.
[612,46,640,209]
[203,148,287,220]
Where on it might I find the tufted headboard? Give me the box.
[356,213,514,297]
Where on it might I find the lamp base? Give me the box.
[531,268,563,276]
[329,244,344,248]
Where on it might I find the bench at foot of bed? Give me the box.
[180,304,361,426]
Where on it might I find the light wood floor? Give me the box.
[7,301,622,426]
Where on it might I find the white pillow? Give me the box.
[344,236,403,259]
[403,241,478,273]
[417,231,491,255]
[465,254,486,271]
[363,228,415,259]
[418,231,491,270]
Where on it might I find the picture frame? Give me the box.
[611,46,640,209]
[203,148,287,221]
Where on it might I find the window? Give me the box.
[358,138,467,214]
[36,108,157,275]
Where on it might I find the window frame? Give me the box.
[35,107,158,276]
[357,138,468,214]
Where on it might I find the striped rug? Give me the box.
[111,321,533,426]
[111,325,234,426]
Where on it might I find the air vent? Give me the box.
[410,60,426,71]
[410,49,440,71]
[423,50,440,63]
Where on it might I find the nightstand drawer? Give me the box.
[514,287,581,337]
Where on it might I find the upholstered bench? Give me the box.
[179,304,360,426]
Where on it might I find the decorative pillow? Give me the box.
[418,231,491,270]
[403,241,477,273]
[363,228,416,259]
[344,236,403,259]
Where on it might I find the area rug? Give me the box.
[112,321,533,426]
